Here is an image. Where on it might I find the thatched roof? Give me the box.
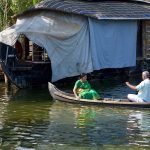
[18,0,150,20]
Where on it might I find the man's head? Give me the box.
[142,71,149,80]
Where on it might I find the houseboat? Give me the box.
[0,0,150,88]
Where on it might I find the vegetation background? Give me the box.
[0,0,43,31]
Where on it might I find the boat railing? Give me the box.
[0,43,16,68]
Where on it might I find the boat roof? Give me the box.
[132,0,150,4]
[18,0,150,20]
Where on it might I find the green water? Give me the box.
[0,79,149,150]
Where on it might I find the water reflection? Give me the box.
[0,85,53,149]
[127,110,150,147]
[0,84,18,140]
[74,106,96,128]
[44,103,129,146]
[0,82,149,150]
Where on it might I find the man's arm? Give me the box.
[125,82,137,90]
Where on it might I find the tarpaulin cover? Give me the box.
[89,19,137,70]
[0,11,137,82]
[0,12,93,82]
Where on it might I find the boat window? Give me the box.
[15,34,49,62]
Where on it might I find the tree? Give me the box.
[0,0,43,31]
[0,0,12,31]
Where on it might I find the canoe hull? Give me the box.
[48,82,150,108]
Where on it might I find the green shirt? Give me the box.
[75,80,91,90]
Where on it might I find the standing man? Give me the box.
[126,71,150,102]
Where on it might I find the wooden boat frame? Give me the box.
[48,82,150,108]
[0,41,51,88]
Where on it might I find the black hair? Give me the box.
[79,73,87,79]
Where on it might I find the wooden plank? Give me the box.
[11,67,32,71]
[142,21,150,59]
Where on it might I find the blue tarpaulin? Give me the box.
[89,19,137,70]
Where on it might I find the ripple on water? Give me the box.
[0,82,149,149]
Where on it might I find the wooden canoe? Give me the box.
[48,82,150,108]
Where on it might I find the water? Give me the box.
[0,78,149,150]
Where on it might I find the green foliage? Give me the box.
[0,0,43,31]
[10,0,33,15]
[0,0,12,31]
[33,0,42,5]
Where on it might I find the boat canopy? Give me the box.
[0,11,137,81]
